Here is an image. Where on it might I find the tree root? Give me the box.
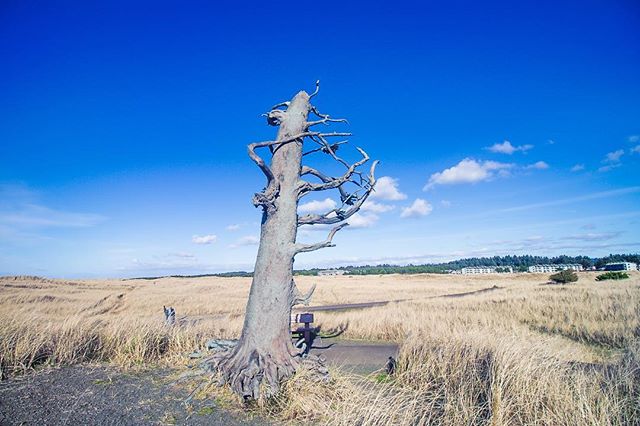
[199,338,330,402]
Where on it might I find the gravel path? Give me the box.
[0,365,269,426]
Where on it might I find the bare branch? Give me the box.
[270,101,290,110]
[294,223,348,254]
[306,116,348,128]
[247,143,275,182]
[264,109,287,127]
[309,134,352,168]
[298,160,379,226]
[298,147,370,196]
[307,104,349,129]
[248,131,318,181]
[292,282,316,307]
[300,165,350,201]
[303,140,348,157]
[309,80,320,99]
[318,132,352,138]
[248,131,317,212]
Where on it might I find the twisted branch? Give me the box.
[303,140,348,157]
[248,131,316,211]
[298,147,370,197]
[309,80,320,99]
[294,223,349,254]
[292,282,316,307]
[298,160,379,226]
[300,165,350,203]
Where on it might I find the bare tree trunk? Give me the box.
[211,83,377,401]
[215,91,310,400]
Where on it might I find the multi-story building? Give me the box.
[317,269,348,276]
[528,264,583,273]
[460,266,513,274]
[604,262,637,271]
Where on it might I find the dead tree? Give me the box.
[208,82,378,400]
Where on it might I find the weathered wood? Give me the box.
[208,84,377,401]
[214,91,310,400]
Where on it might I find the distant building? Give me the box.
[460,266,513,274]
[528,264,583,273]
[604,262,637,271]
[317,269,347,276]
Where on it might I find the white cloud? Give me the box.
[526,161,549,170]
[226,224,240,231]
[370,176,407,201]
[298,198,337,214]
[169,252,196,259]
[424,158,513,189]
[596,149,624,172]
[0,204,105,228]
[361,200,395,213]
[629,135,639,143]
[0,184,105,230]
[230,235,260,248]
[495,186,640,213]
[192,234,217,244]
[400,199,433,218]
[604,149,624,163]
[571,164,585,172]
[127,252,199,271]
[598,164,622,173]
[346,213,379,228]
[440,200,452,208]
[631,145,640,154]
[486,140,533,155]
[563,232,621,242]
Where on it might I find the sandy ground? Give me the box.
[0,365,270,426]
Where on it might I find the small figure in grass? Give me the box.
[386,356,396,375]
[163,306,176,325]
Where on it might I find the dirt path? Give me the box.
[0,365,269,426]
[314,339,399,375]
[294,285,502,313]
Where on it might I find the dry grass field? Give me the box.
[1,272,639,425]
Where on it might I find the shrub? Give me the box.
[549,269,578,284]
[596,271,630,281]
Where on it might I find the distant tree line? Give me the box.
[128,253,639,279]
[293,253,640,276]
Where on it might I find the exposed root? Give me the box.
[202,342,297,400]
[199,338,330,402]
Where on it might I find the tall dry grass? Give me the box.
[271,332,639,425]
[1,272,639,424]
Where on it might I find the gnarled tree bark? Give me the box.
[208,83,377,401]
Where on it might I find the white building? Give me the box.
[528,264,583,273]
[317,269,347,276]
[460,266,513,274]
[604,262,637,271]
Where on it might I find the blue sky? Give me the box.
[1,0,639,278]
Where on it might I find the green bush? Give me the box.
[549,269,578,284]
[596,271,630,281]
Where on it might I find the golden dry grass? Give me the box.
[1,271,639,424]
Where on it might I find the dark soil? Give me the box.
[0,365,269,426]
